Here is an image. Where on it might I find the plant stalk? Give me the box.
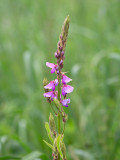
[57,74,61,160]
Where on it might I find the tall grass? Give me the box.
[0,0,120,159]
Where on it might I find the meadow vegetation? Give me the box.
[0,0,120,159]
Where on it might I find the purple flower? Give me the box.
[62,74,72,84]
[43,91,58,100]
[61,98,70,107]
[46,62,58,74]
[62,84,74,96]
[44,79,58,91]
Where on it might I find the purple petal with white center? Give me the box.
[51,67,56,74]
[61,98,70,107]
[62,75,72,84]
[46,62,55,68]
[43,91,53,97]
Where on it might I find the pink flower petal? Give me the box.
[61,98,70,107]
[62,89,66,96]
[43,91,53,97]
[44,91,58,101]
[46,62,55,68]
[44,81,55,91]
[51,67,56,74]
[51,91,58,100]
[62,85,74,96]
[62,74,72,84]
[64,85,74,93]
[44,79,58,91]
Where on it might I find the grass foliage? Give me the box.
[0,0,120,159]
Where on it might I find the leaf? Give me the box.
[39,154,49,160]
[43,140,53,150]
[56,135,63,159]
[45,122,54,143]
[0,156,21,160]
[109,52,120,61]
[11,134,31,152]
[22,151,42,160]
[73,149,95,160]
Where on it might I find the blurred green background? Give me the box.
[0,0,120,159]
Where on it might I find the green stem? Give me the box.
[58,75,61,102]
[50,104,57,115]
[62,122,65,135]
[58,113,60,160]
[57,74,61,160]
[55,104,62,114]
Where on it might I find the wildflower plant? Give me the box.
[43,16,74,160]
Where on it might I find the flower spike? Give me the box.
[43,16,73,159]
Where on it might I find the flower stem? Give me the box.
[62,122,65,135]
[57,113,60,160]
[58,74,61,102]
[57,74,61,160]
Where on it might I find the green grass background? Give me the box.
[0,0,120,159]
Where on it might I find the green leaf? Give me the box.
[11,134,31,152]
[43,140,53,150]
[56,135,63,159]
[45,122,54,143]
[73,149,94,160]
[22,151,42,160]
[0,156,21,160]
[39,154,49,160]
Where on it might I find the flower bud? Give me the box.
[43,78,48,86]
[57,70,60,75]
[60,59,63,65]
[59,46,63,51]
[54,52,58,58]
[54,51,60,59]
[62,112,68,123]
[61,51,64,56]
[59,59,63,68]
[58,41,60,47]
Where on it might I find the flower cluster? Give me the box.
[43,62,74,107]
[43,16,74,108]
